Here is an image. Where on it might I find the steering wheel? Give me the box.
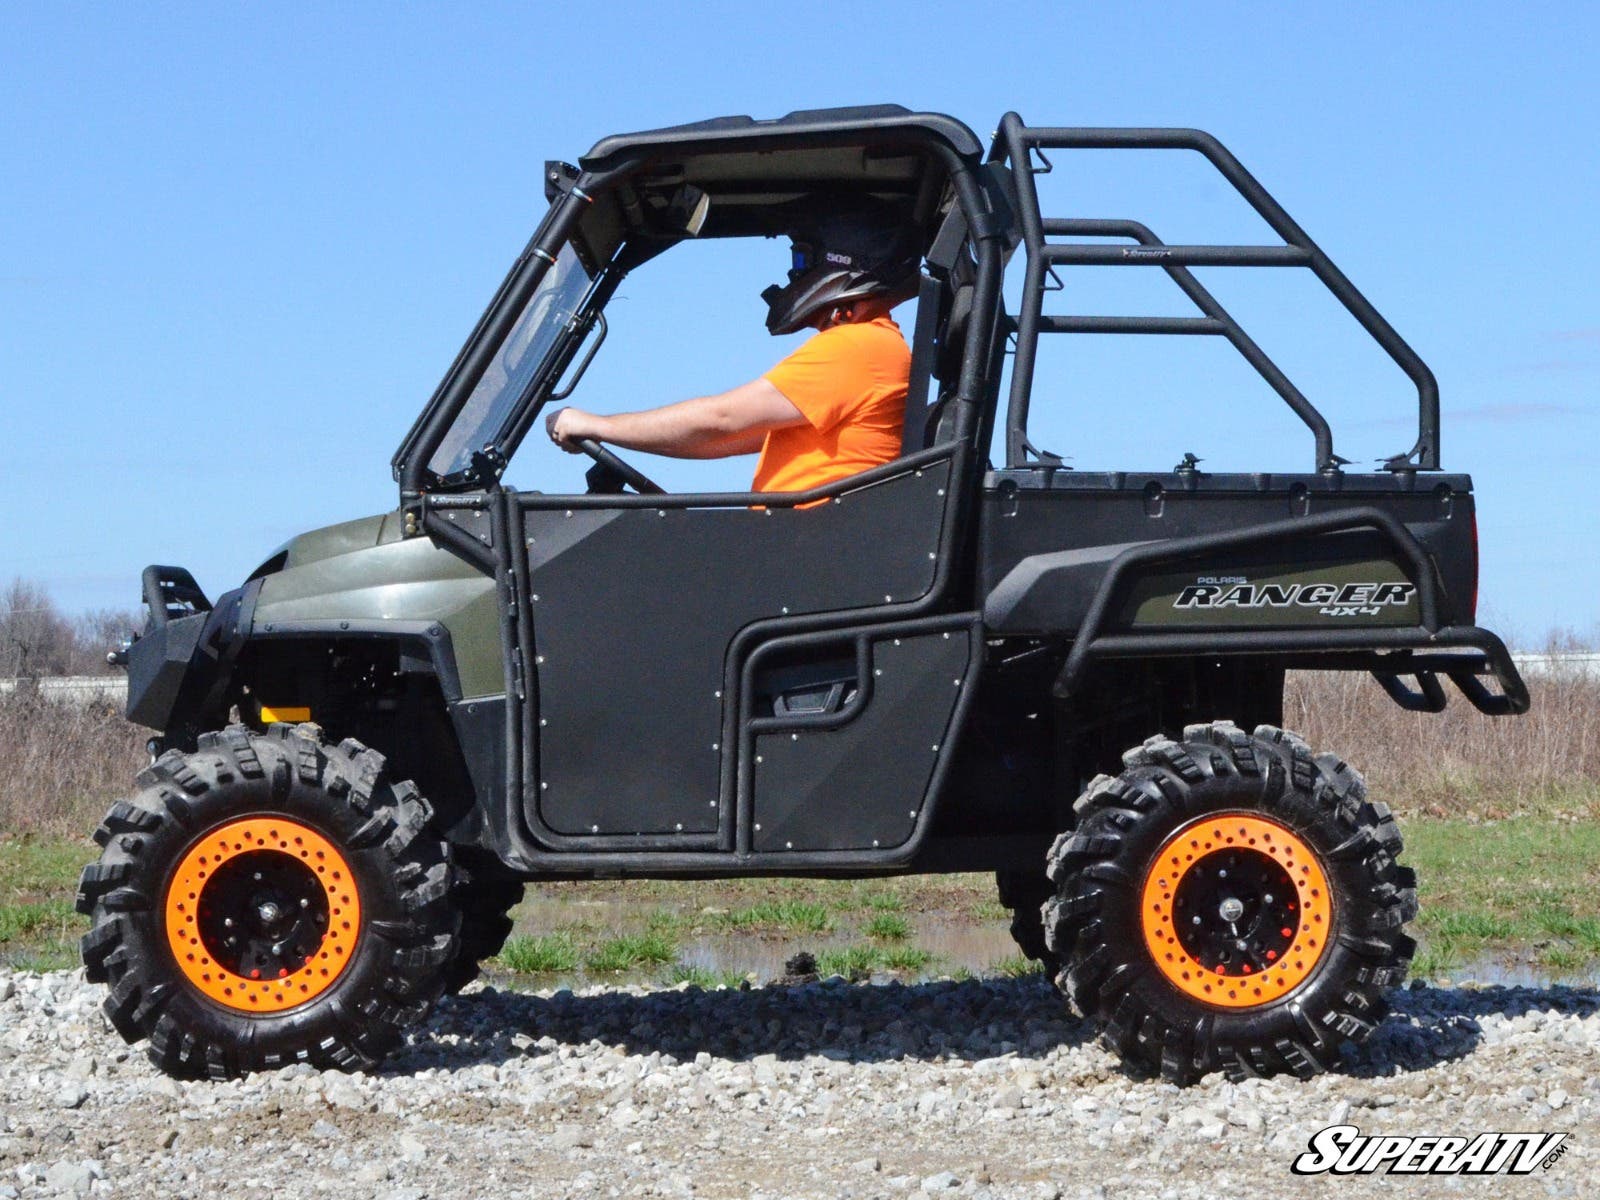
[575,438,665,495]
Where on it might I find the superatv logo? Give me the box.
[1291,1125,1567,1175]
[1174,577,1415,619]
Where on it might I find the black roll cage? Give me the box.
[396,108,1449,514]
[987,112,1442,476]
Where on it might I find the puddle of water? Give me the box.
[499,892,1025,988]
[1419,952,1600,990]
[670,922,1022,983]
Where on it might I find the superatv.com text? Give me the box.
[1290,1125,1567,1175]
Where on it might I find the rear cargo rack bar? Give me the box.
[990,114,1441,476]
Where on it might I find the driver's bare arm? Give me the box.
[545,379,804,459]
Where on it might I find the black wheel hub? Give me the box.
[1172,847,1299,978]
[196,850,329,981]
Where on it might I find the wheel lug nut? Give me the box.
[223,918,234,928]
[1192,916,1202,926]
[300,898,310,909]
[1217,869,1228,879]
[1263,893,1274,904]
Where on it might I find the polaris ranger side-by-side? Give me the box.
[79,107,1528,1084]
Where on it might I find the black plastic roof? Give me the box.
[580,105,984,172]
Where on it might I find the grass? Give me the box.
[0,839,91,970]
[1408,944,1454,981]
[1403,816,1600,979]
[990,954,1045,978]
[813,943,938,977]
[665,964,749,990]
[879,945,934,972]
[0,898,80,942]
[711,901,834,933]
[497,933,578,974]
[815,945,879,978]
[862,912,910,941]
[584,931,679,973]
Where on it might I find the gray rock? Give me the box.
[551,1126,591,1150]
[42,1160,97,1198]
[1228,1107,1264,1132]
[151,1076,183,1100]
[63,1057,96,1081]
[921,1171,961,1192]
[55,1084,89,1110]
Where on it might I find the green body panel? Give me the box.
[252,512,504,698]
[1120,556,1420,629]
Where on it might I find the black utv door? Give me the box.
[513,451,976,855]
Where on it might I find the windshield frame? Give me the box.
[422,240,603,488]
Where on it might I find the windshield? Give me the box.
[427,242,596,481]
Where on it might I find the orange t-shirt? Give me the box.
[753,315,909,493]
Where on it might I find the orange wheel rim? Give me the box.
[1140,814,1332,1008]
[164,817,361,1013]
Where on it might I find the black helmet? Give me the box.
[760,198,921,336]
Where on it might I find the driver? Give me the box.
[544,199,920,494]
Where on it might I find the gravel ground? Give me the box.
[1,969,1596,1198]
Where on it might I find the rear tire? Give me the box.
[1044,721,1416,1084]
[77,724,459,1080]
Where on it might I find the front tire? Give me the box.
[77,724,459,1079]
[1044,722,1416,1084]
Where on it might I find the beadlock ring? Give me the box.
[163,817,361,1014]
[1139,813,1334,1009]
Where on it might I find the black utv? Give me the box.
[79,106,1528,1084]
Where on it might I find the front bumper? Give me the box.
[123,566,256,734]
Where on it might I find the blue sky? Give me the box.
[2,2,1595,640]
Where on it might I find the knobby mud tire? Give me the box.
[995,869,1061,979]
[1043,721,1416,1085]
[441,851,525,994]
[76,724,459,1080]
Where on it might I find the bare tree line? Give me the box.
[0,579,141,679]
